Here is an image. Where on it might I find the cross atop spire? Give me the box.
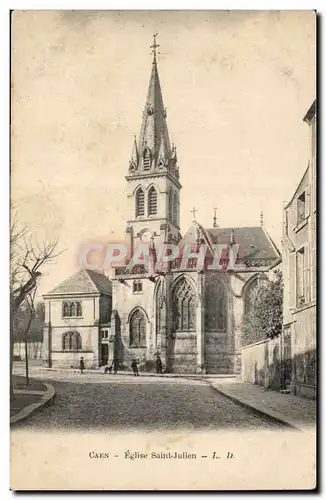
[191,207,198,222]
[150,33,160,62]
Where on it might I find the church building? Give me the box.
[110,37,280,374]
[43,36,280,373]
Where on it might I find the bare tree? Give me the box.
[10,208,61,396]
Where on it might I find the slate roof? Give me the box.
[180,222,280,260]
[45,269,112,296]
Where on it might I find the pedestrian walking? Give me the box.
[155,354,163,375]
[131,358,139,376]
[79,357,85,374]
[113,356,119,375]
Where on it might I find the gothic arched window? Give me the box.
[148,187,157,216]
[135,188,145,217]
[244,277,259,315]
[168,189,173,222]
[172,277,196,332]
[143,149,151,170]
[129,308,146,347]
[173,192,178,225]
[205,276,228,332]
[62,331,82,351]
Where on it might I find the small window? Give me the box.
[133,280,143,293]
[297,192,306,225]
[62,301,82,318]
[101,330,109,340]
[296,248,305,305]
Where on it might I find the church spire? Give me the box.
[137,34,172,170]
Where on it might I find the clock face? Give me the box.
[140,230,153,243]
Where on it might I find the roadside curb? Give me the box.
[10,383,56,425]
[209,383,301,432]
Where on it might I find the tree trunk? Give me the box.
[10,330,14,399]
[25,339,29,386]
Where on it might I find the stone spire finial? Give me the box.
[260,210,264,227]
[213,207,218,228]
[131,135,138,163]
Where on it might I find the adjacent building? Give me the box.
[43,269,112,368]
[281,100,316,399]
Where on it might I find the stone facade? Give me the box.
[281,100,316,399]
[43,269,112,368]
[110,50,280,375]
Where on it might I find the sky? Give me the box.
[11,10,316,296]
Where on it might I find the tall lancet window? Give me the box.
[173,192,178,226]
[205,276,228,332]
[244,277,259,315]
[168,189,173,222]
[135,188,145,217]
[143,148,151,170]
[148,187,157,216]
[129,308,146,347]
[172,277,196,332]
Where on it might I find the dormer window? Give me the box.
[143,149,151,170]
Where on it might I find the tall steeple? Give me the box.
[128,34,177,177]
[125,35,181,247]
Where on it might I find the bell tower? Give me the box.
[125,34,182,249]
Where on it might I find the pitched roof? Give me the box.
[45,269,112,296]
[206,226,280,259]
[180,222,280,260]
[303,99,316,124]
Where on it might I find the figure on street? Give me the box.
[113,357,119,375]
[131,358,139,376]
[79,357,85,374]
[155,354,163,374]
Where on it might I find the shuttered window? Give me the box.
[289,252,296,310]
[148,187,157,215]
[136,188,145,217]
[143,149,151,170]
[303,243,310,304]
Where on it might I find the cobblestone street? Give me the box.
[16,374,279,431]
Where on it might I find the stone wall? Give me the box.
[242,337,281,389]
[13,341,43,360]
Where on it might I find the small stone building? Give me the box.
[43,269,112,368]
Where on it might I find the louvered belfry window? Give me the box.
[143,149,151,170]
[148,187,157,215]
[136,188,145,217]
